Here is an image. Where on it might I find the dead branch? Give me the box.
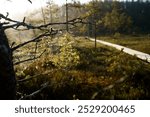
[34,42,38,57]
[1,13,89,52]
[19,82,49,100]
[28,0,32,4]
[14,49,46,65]
[11,24,83,52]
[0,13,87,30]
[17,74,42,83]
[11,28,57,51]
[17,71,52,83]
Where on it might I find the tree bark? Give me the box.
[0,25,16,99]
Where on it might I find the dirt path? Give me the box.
[89,38,150,63]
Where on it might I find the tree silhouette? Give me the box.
[0,23,16,99]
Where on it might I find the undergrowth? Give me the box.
[99,35,150,54]
[15,34,150,100]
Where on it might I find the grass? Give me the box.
[15,34,150,100]
[98,35,150,54]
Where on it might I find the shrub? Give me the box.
[52,33,80,69]
[113,32,121,39]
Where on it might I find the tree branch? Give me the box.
[0,13,87,30]
[14,49,46,65]
[17,71,52,83]
[19,82,49,100]
[11,28,57,51]
[28,0,32,4]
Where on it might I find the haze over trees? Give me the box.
[25,0,150,36]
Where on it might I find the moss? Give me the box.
[16,36,150,99]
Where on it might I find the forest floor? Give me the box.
[15,34,150,100]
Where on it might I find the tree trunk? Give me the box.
[0,25,16,99]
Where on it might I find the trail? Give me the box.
[89,38,150,63]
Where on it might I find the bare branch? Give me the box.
[28,0,32,4]
[17,71,52,83]
[14,49,46,65]
[11,29,56,51]
[0,13,90,46]
[11,23,81,51]
[0,13,87,30]
[34,42,38,57]
[19,82,49,100]
[0,13,19,24]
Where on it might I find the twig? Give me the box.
[28,0,32,4]
[19,82,49,100]
[12,31,53,51]
[17,71,52,83]
[14,49,46,65]
[0,13,87,30]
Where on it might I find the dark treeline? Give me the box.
[124,1,150,33]
[66,0,150,36]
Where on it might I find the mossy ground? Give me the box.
[98,35,150,54]
[15,36,150,100]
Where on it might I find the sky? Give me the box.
[0,0,91,19]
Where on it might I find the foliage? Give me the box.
[102,2,132,33]
[113,32,121,39]
[51,33,80,69]
[106,51,142,77]
[16,37,150,100]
